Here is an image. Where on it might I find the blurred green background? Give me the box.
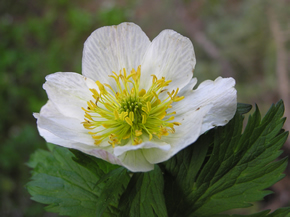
[1,0,289,216]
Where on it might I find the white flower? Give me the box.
[34,22,237,172]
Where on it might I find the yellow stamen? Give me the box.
[139,89,146,96]
[125,117,133,126]
[133,137,143,145]
[135,130,142,136]
[82,65,184,148]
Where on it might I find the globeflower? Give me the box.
[34,22,237,172]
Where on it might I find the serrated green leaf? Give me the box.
[70,150,131,217]
[27,149,52,169]
[162,130,214,214]
[27,101,289,217]
[211,210,270,217]
[211,207,290,217]
[267,207,290,217]
[237,103,252,114]
[96,167,130,217]
[189,101,288,216]
[46,142,56,151]
[71,149,120,178]
[163,101,288,216]
[118,165,168,217]
[26,146,130,217]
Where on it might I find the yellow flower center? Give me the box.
[82,66,184,147]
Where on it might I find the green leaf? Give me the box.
[71,149,130,217]
[95,167,130,217]
[70,149,120,179]
[189,101,288,216]
[27,101,289,217]
[190,102,288,216]
[163,100,288,216]
[268,207,290,217]
[212,207,290,216]
[162,130,214,215]
[237,103,252,114]
[27,148,52,169]
[118,165,168,217]
[27,146,130,217]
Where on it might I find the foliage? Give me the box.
[27,146,129,217]
[27,101,289,216]
[163,101,288,216]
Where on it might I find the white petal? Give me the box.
[114,141,171,156]
[82,22,151,83]
[35,101,94,145]
[117,149,154,172]
[191,77,237,134]
[37,126,91,150]
[142,148,173,164]
[140,30,196,91]
[160,77,236,157]
[177,77,197,98]
[37,126,122,166]
[82,149,122,166]
[113,141,171,172]
[43,72,97,120]
[163,104,212,156]
[173,77,236,125]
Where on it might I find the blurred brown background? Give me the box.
[0,0,289,216]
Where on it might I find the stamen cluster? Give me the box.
[82,66,184,147]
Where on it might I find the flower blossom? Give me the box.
[34,22,237,172]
